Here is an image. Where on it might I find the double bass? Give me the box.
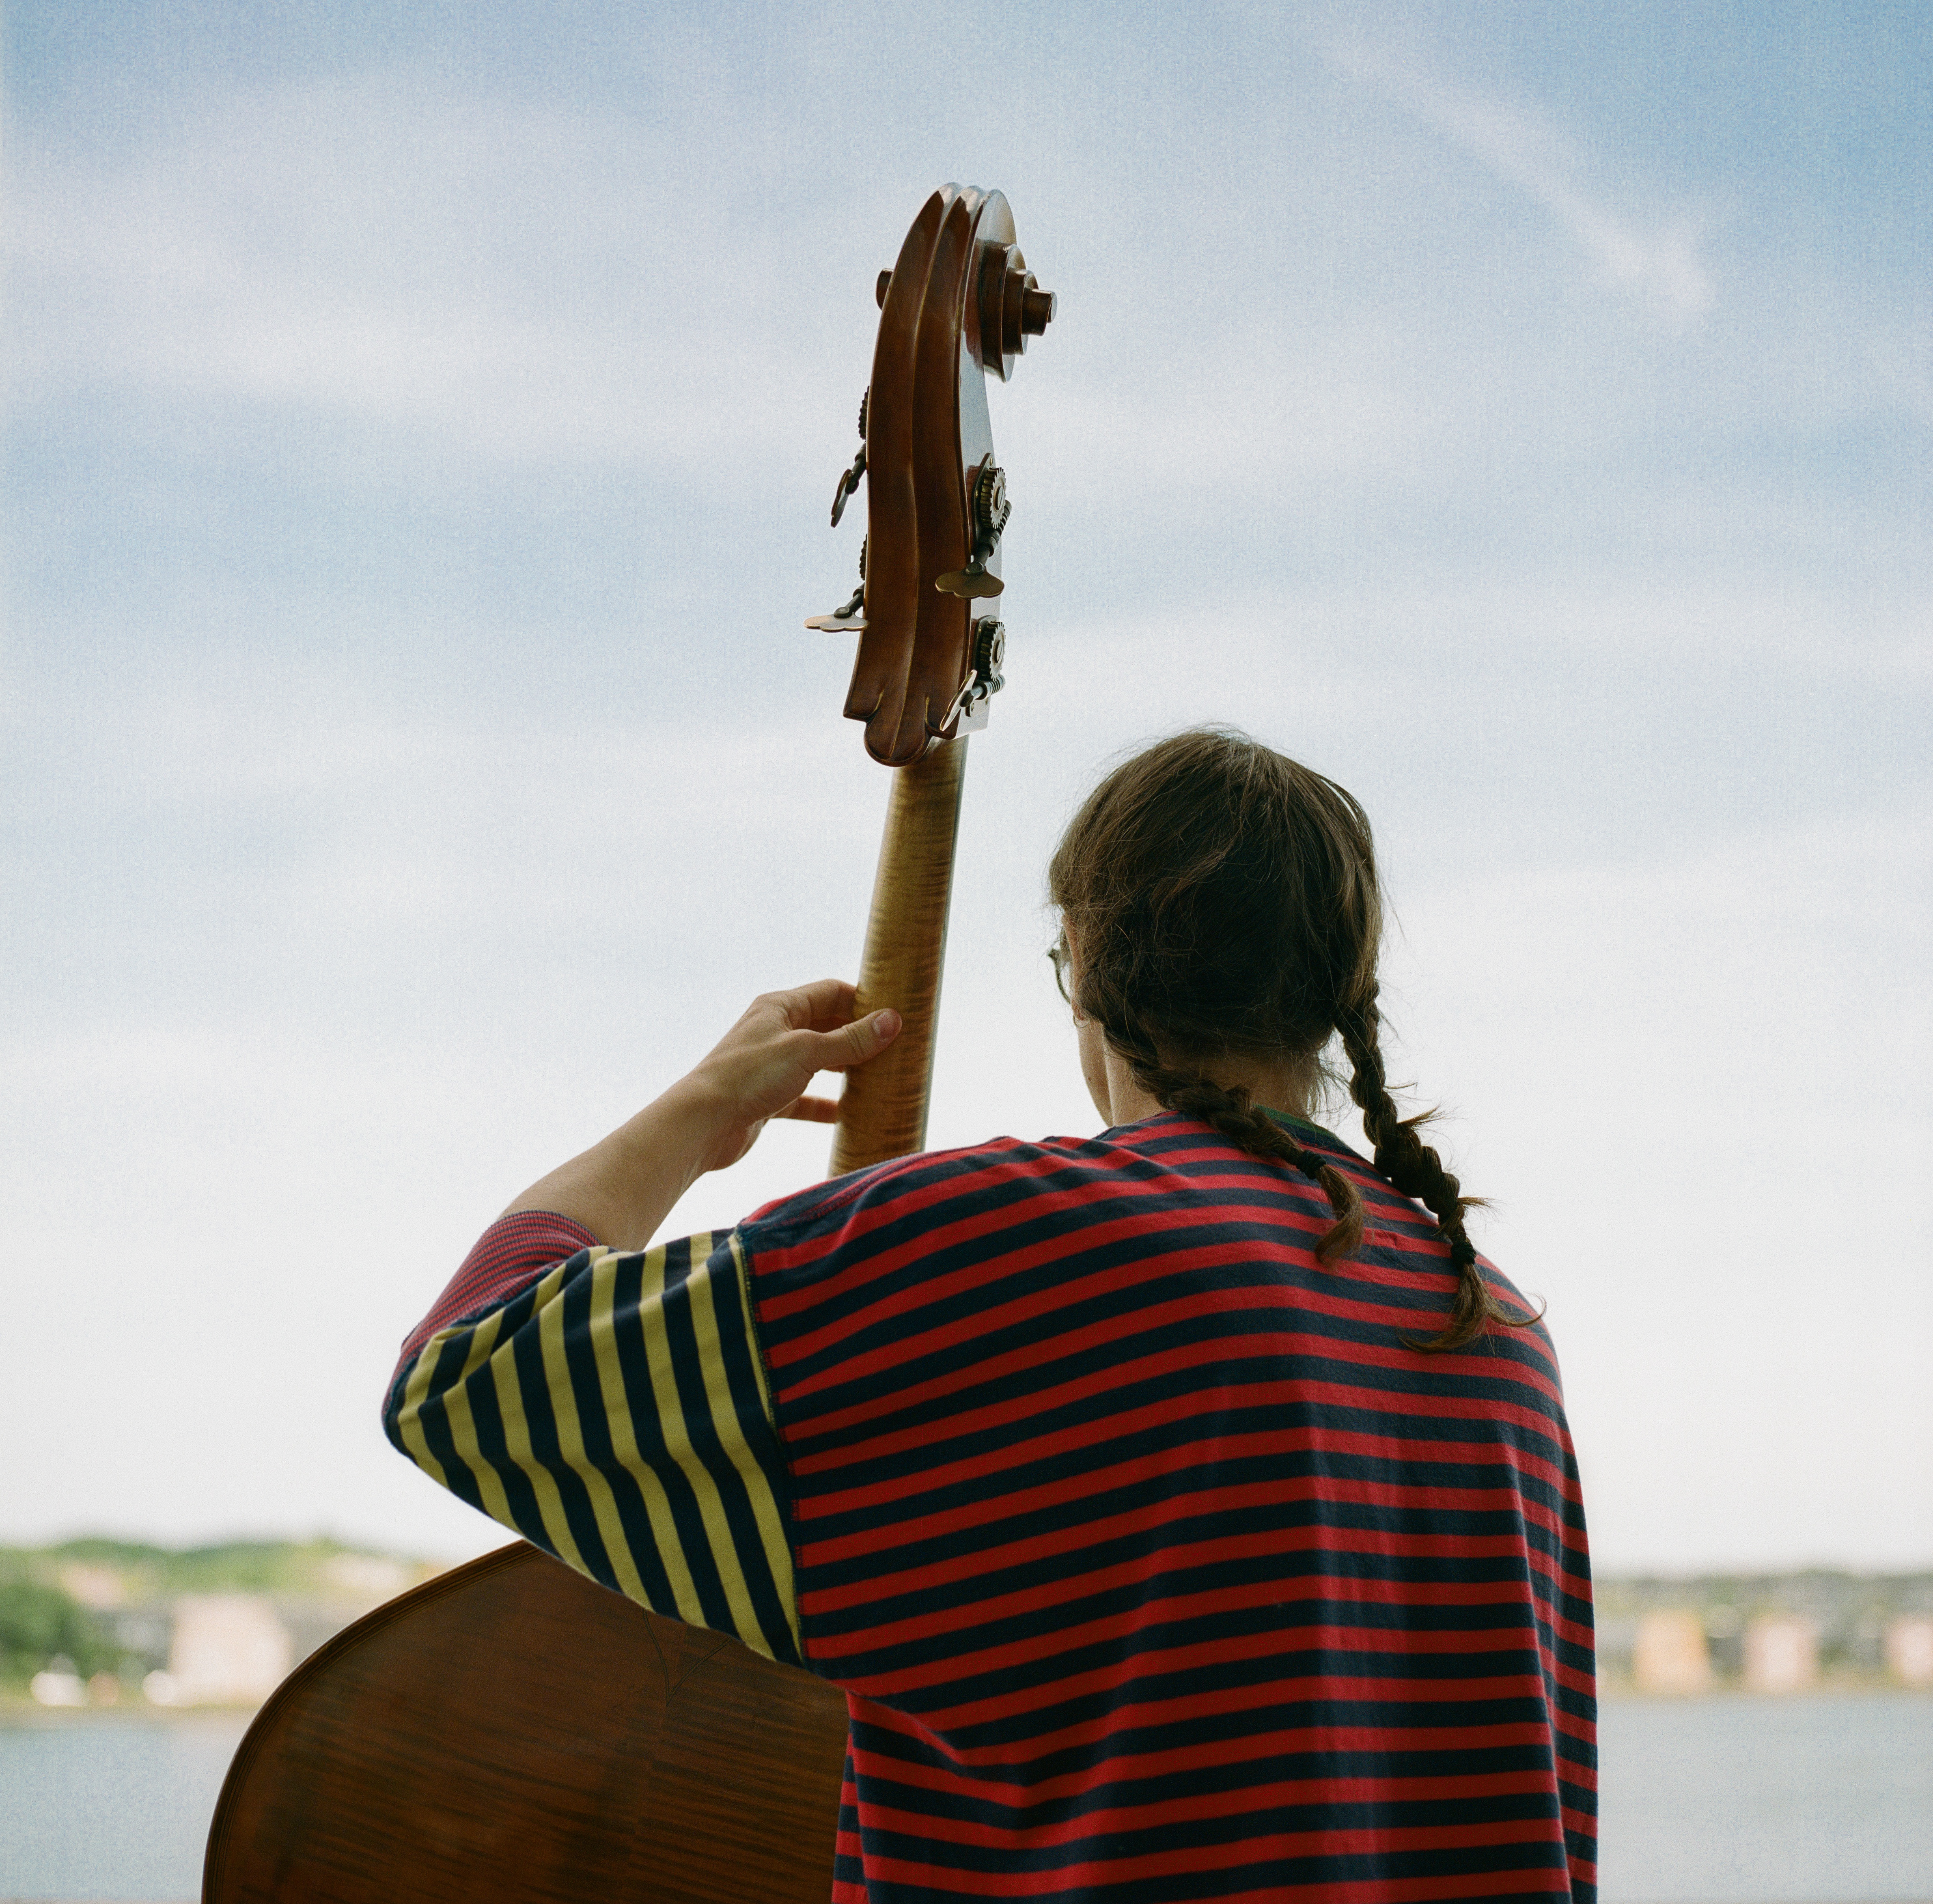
[203,185,1055,1903]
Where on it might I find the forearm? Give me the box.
[491,982,897,1252]
[497,1074,734,1251]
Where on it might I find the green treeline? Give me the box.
[18,1536,381,1596]
[0,1537,431,1687]
[0,1564,116,1682]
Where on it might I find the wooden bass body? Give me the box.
[203,1542,849,1903]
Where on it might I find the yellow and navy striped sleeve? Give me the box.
[384,1213,800,1666]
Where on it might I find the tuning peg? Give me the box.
[830,444,866,528]
[828,388,871,528]
[805,592,865,632]
[972,462,1010,541]
[934,561,1004,601]
[941,618,1008,735]
[935,459,1010,597]
[806,537,867,631]
[972,616,1007,691]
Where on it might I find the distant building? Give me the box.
[1593,1570,1933,1687]
[155,1594,294,1706]
[1743,1614,1819,1693]
[1887,1615,1933,1688]
[1633,1609,1710,1693]
[58,1563,127,1609]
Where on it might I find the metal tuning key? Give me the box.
[829,445,866,528]
[934,457,1011,600]
[940,616,1007,735]
[806,536,868,633]
[829,389,871,529]
[809,385,872,631]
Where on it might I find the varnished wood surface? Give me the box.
[846,185,1013,767]
[843,190,940,760]
[203,1543,850,1904]
[830,735,969,1174]
[901,189,1004,760]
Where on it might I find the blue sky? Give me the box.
[4,1,1928,1571]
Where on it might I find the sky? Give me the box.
[3,0,1927,1576]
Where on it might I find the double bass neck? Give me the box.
[829,735,968,1175]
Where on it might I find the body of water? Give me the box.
[1597,1694,1932,1901]
[1,1712,248,1903]
[0,1694,1927,1901]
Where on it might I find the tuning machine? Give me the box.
[828,387,870,530]
[808,386,871,631]
[942,617,1007,735]
[935,457,1011,600]
[805,534,867,633]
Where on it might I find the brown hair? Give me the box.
[1047,727,1531,1353]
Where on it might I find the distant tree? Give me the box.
[48,1533,366,1595]
[0,1578,113,1680]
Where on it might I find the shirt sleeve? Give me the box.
[383,1213,803,1667]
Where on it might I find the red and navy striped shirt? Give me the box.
[387,1112,1597,1901]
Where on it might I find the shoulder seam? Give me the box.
[733,1228,815,1670]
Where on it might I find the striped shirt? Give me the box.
[387,1113,1597,1901]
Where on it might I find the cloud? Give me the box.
[4,57,1686,528]
[3,79,866,482]
[1321,29,1715,325]
[4,75,1443,522]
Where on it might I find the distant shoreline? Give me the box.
[4,1682,1927,1730]
[0,1700,256,1725]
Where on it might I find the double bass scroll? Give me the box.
[817,185,1056,1174]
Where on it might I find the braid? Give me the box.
[1047,728,1539,1358]
[1105,1011,1364,1267]
[1339,993,1534,1353]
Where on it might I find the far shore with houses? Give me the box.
[5,1538,1931,1714]
[1,1537,444,1714]
[1595,1570,1933,1694]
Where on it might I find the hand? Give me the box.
[498,980,900,1250]
[679,980,902,1174]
